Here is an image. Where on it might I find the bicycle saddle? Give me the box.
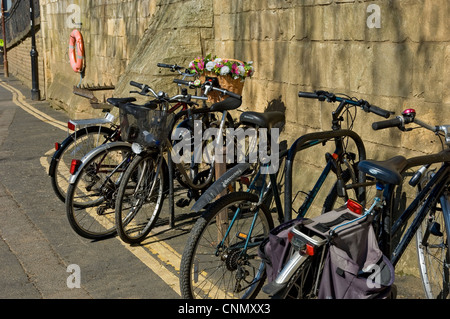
[209,97,242,112]
[240,111,285,130]
[358,156,408,185]
[107,97,137,107]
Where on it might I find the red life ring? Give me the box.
[69,29,85,73]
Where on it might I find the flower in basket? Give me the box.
[189,54,254,81]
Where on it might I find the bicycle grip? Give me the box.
[173,79,191,85]
[157,63,172,68]
[130,81,144,89]
[369,105,392,119]
[298,91,319,99]
[372,117,402,130]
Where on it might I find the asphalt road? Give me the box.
[0,71,427,307]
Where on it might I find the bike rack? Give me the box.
[284,129,367,222]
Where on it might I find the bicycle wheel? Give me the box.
[51,126,116,203]
[115,153,167,244]
[65,143,132,239]
[180,192,274,299]
[416,173,450,299]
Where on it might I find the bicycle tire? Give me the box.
[50,125,116,203]
[416,172,450,299]
[180,191,274,299]
[115,153,167,244]
[173,112,234,193]
[65,143,133,239]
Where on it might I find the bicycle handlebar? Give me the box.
[129,80,207,105]
[372,117,405,130]
[157,63,184,71]
[173,79,242,100]
[372,110,441,133]
[298,90,392,119]
[130,80,146,90]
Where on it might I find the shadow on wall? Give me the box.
[265,95,286,133]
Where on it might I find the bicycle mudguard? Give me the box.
[68,141,131,184]
[48,133,77,177]
[191,163,251,213]
[440,193,450,239]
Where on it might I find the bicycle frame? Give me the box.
[381,161,450,267]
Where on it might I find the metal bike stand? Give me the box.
[168,151,175,228]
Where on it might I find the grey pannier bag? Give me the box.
[259,203,395,299]
[310,206,396,299]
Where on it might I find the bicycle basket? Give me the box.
[119,103,173,148]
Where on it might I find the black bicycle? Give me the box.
[267,108,450,299]
[49,63,193,204]
[64,79,210,240]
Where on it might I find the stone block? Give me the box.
[443,45,450,104]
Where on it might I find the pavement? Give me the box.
[0,70,428,304]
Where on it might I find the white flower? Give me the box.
[205,61,216,71]
[189,61,195,68]
[214,58,223,64]
[238,65,245,76]
[219,66,230,75]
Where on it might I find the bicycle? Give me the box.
[64,79,206,239]
[178,90,393,299]
[49,63,193,204]
[65,76,244,241]
[267,108,450,299]
[114,79,246,244]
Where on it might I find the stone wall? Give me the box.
[39,0,157,118]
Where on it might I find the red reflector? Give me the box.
[70,159,82,175]
[306,244,315,256]
[68,121,76,131]
[240,176,250,186]
[54,142,61,151]
[346,199,363,215]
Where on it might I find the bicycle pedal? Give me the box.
[176,198,191,208]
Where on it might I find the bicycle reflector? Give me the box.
[288,229,316,256]
[54,142,61,151]
[70,159,82,175]
[346,199,363,215]
[67,121,76,131]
